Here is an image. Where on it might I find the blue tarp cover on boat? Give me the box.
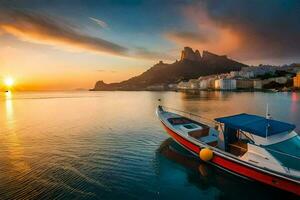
[215,113,296,137]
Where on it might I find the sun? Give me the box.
[4,77,15,87]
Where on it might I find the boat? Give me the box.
[268,89,279,93]
[156,105,300,195]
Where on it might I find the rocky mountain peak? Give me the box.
[180,47,202,61]
[180,47,229,62]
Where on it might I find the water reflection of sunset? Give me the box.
[290,92,299,117]
[4,92,31,173]
[291,92,299,102]
[5,91,13,122]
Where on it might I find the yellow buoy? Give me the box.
[199,148,213,162]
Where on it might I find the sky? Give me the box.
[0,0,300,90]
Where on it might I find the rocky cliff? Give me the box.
[91,47,248,91]
[180,47,202,61]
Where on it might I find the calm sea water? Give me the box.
[0,91,299,200]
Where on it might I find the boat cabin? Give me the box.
[215,113,297,157]
[167,117,219,147]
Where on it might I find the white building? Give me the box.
[177,81,189,89]
[199,79,208,89]
[207,78,216,89]
[199,76,216,89]
[253,79,263,89]
[215,79,236,90]
[188,79,199,89]
[220,79,237,90]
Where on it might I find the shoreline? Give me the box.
[89,88,300,92]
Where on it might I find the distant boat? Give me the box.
[5,90,9,93]
[156,105,300,196]
[269,89,279,92]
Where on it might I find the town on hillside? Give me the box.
[176,64,300,92]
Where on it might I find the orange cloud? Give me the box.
[0,9,128,56]
[165,6,241,56]
[0,9,173,61]
[166,1,300,63]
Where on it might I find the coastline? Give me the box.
[89,87,300,92]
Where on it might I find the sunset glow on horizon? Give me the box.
[1,0,300,91]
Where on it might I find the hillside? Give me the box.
[91,47,248,90]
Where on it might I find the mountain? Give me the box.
[91,47,248,91]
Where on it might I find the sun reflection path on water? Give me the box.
[4,91,31,173]
[5,91,13,123]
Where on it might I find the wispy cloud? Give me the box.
[89,17,109,29]
[0,9,127,56]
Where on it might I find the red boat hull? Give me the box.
[161,121,300,196]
